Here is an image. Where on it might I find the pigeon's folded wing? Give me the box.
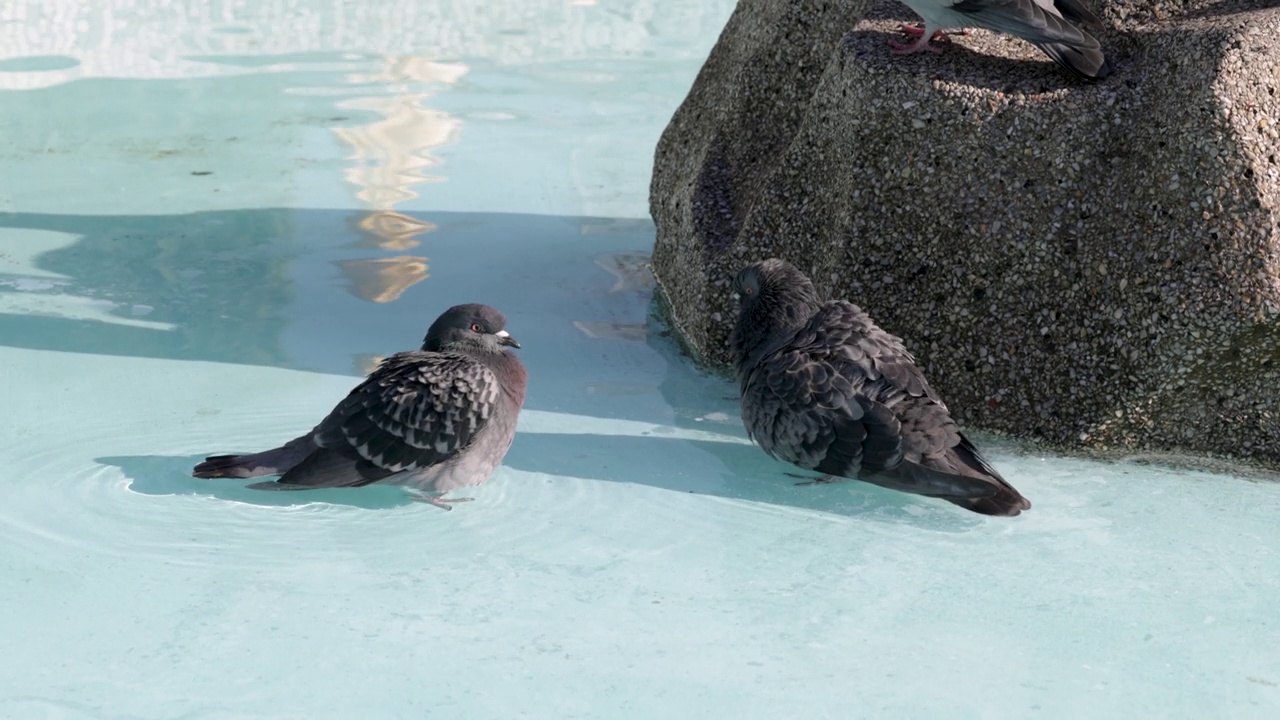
[743,301,958,478]
[299,351,502,483]
[946,0,1095,46]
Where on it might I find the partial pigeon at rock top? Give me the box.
[192,303,527,510]
[729,259,1031,516]
[890,0,1114,80]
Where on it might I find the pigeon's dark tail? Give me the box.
[939,434,1032,517]
[944,485,1032,517]
[192,454,255,478]
[1035,41,1114,81]
[191,435,313,479]
[861,462,1030,517]
[857,463,1031,516]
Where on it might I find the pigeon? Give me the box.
[192,303,527,510]
[729,259,1031,516]
[889,0,1114,80]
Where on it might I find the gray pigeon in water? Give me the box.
[889,0,1114,80]
[192,303,527,510]
[729,259,1031,516]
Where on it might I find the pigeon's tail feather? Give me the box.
[268,447,392,489]
[952,435,1031,515]
[192,449,296,479]
[861,461,999,501]
[244,480,319,491]
[862,459,1031,517]
[240,448,388,491]
[1035,41,1113,80]
[931,434,1032,516]
[944,485,1032,517]
[192,454,258,478]
[191,435,315,479]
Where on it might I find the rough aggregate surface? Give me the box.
[650,0,1280,468]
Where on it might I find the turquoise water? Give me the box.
[1,1,1278,717]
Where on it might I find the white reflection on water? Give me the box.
[328,58,466,302]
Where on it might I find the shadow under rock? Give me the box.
[97,433,981,525]
[504,431,989,532]
[609,317,997,529]
[96,454,416,509]
[0,208,660,380]
[99,430,1007,529]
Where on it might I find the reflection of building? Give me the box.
[336,255,430,304]
[347,211,437,251]
[329,58,466,302]
[330,91,461,246]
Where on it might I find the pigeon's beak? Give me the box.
[495,330,521,349]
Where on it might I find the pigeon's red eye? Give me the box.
[470,323,483,333]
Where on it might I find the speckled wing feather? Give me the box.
[742,301,1003,500]
[743,302,917,472]
[272,351,501,488]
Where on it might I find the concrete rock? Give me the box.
[650,0,1280,466]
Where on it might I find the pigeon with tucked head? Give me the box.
[192,303,527,509]
[730,259,1031,516]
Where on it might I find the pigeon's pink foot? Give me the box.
[888,29,944,55]
[406,490,475,510]
[889,24,969,54]
[897,24,969,40]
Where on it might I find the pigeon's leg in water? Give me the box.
[888,24,967,54]
[784,472,844,486]
[405,489,475,510]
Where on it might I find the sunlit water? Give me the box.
[1,1,1277,718]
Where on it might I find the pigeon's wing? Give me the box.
[809,302,1030,513]
[947,0,1094,45]
[744,301,1007,500]
[804,302,1005,472]
[742,342,907,476]
[272,351,502,489]
[742,301,924,475]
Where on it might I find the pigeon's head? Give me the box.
[731,258,820,313]
[423,303,521,355]
[729,258,821,368]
